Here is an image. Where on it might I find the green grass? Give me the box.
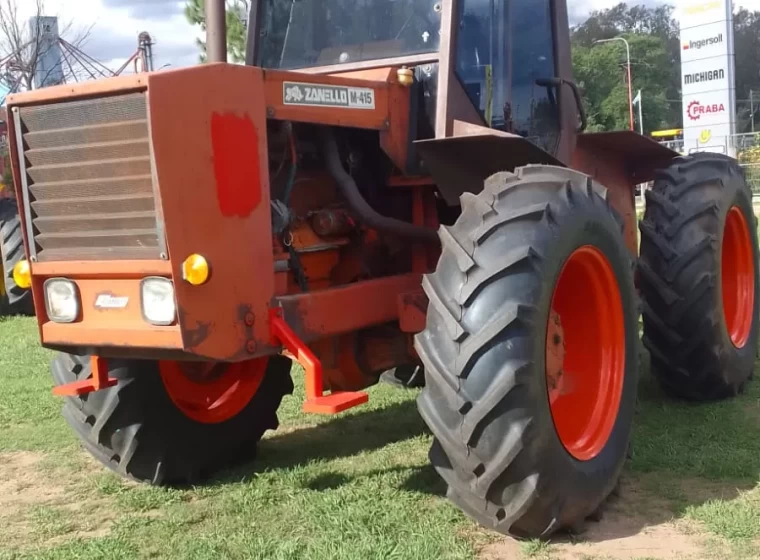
[2,312,760,558]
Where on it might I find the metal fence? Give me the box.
[741,163,760,196]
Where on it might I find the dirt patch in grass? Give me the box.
[478,477,715,560]
[0,451,118,551]
[0,451,65,517]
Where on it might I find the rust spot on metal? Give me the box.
[245,313,255,326]
[546,310,565,392]
[398,290,428,333]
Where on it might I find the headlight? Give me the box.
[141,277,176,326]
[44,279,79,323]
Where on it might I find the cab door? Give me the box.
[451,0,579,163]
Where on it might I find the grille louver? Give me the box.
[16,93,164,262]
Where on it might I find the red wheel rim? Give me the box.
[721,206,755,348]
[159,359,267,424]
[545,246,626,461]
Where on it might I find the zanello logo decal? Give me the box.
[699,130,712,144]
[682,33,723,50]
[94,293,129,309]
[684,69,725,85]
[687,100,726,121]
[282,81,375,110]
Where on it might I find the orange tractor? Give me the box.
[6,0,758,538]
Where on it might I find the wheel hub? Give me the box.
[159,359,268,424]
[545,246,625,461]
[546,311,565,401]
[721,206,755,348]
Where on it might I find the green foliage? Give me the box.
[184,0,248,63]
[571,3,682,131]
[573,34,672,133]
[571,2,760,133]
[737,134,760,164]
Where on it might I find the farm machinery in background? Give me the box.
[4,0,758,539]
[0,28,155,316]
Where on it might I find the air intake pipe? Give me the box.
[206,0,227,63]
[319,128,440,244]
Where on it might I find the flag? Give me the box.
[632,90,642,106]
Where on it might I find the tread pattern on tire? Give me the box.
[638,152,759,400]
[0,198,33,316]
[51,353,294,484]
[415,165,638,538]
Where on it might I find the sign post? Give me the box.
[679,0,736,156]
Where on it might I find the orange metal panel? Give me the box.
[32,260,172,278]
[263,70,390,130]
[71,278,169,325]
[145,63,274,361]
[380,78,412,171]
[572,145,638,257]
[42,323,182,348]
[7,74,147,106]
[40,277,182,348]
[275,273,423,342]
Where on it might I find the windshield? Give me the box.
[257,0,442,69]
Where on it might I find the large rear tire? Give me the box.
[415,166,639,538]
[0,198,33,316]
[638,153,759,400]
[51,353,294,484]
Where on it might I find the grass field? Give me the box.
[1,316,759,560]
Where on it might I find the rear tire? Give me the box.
[638,153,759,400]
[51,353,294,484]
[415,166,639,538]
[0,198,33,316]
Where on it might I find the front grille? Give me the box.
[16,93,163,262]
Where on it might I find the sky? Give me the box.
[13,0,760,73]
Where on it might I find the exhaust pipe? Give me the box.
[206,0,227,63]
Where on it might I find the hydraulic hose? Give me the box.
[319,128,440,244]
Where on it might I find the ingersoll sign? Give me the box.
[679,0,736,155]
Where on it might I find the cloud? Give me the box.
[100,0,184,19]
[78,25,198,70]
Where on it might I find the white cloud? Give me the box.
[570,0,759,23]
[10,0,760,75]
[18,0,201,72]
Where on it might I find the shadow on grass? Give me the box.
[209,398,435,486]
[208,348,760,547]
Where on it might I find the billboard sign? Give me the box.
[679,0,736,155]
[680,20,733,62]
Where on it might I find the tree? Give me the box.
[573,33,672,134]
[571,3,682,131]
[733,8,760,132]
[185,0,248,63]
[571,2,760,133]
[0,0,91,93]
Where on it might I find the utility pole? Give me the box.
[751,90,755,134]
[594,37,634,131]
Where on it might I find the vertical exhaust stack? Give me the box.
[206,0,227,63]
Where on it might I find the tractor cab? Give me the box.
[249,0,574,159]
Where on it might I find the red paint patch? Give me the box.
[211,112,262,218]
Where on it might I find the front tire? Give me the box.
[638,153,759,400]
[415,166,639,538]
[0,198,33,316]
[52,354,294,484]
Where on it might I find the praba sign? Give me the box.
[687,100,726,121]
